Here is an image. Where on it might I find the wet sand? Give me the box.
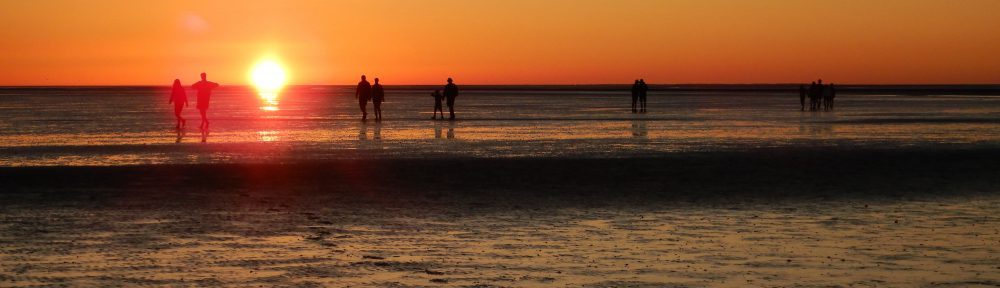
[1,147,999,287]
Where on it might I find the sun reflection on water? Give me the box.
[250,58,286,112]
[260,92,280,111]
[257,130,280,142]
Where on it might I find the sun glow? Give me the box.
[250,59,287,109]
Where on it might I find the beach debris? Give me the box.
[363,255,386,260]
[430,278,448,283]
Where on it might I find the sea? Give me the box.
[1,85,998,166]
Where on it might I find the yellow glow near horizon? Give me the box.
[251,59,287,103]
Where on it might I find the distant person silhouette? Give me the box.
[815,79,824,111]
[372,78,385,121]
[630,80,639,113]
[191,72,219,130]
[798,84,806,111]
[443,78,459,120]
[355,75,372,120]
[168,79,188,129]
[808,81,821,111]
[823,83,834,111]
[431,90,445,119]
[638,79,648,113]
[828,83,837,111]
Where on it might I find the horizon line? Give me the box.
[2,83,1000,88]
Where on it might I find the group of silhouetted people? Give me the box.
[435,78,460,120]
[630,79,649,113]
[355,75,460,121]
[354,75,385,121]
[168,73,664,137]
[169,73,219,131]
[799,79,836,111]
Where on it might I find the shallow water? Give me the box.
[1,86,999,166]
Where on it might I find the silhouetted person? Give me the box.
[372,78,385,121]
[191,72,219,130]
[815,79,824,111]
[431,90,444,119]
[355,75,372,120]
[443,78,459,120]
[808,81,822,111]
[168,79,188,129]
[798,84,806,111]
[807,82,816,111]
[638,79,648,112]
[823,85,832,111]
[828,83,837,111]
[630,80,639,113]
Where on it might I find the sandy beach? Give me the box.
[2,147,998,287]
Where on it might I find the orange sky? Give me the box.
[1,0,998,85]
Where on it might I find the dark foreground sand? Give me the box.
[1,148,999,287]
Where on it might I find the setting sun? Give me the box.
[250,59,287,100]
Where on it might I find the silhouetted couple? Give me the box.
[805,79,836,111]
[355,75,385,121]
[169,72,218,132]
[431,78,459,120]
[630,79,648,113]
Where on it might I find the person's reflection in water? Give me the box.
[434,120,443,139]
[630,80,639,113]
[798,122,834,135]
[638,79,648,113]
[358,122,368,140]
[373,122,382,140]
[447,121,456,139]
[631,119,648,138]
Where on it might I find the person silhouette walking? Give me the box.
[355,75,372,121]
[372,77,385,121]
[828,83,837,111]
[431,90,445,119]
[168,79,188,129]
[443,78,459,120]
[815,79,824,111]
[630,80,639,113]
[808,81,819,111]
[799,84,806,111]
[638,79,648,113]
[191,73,218,130]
